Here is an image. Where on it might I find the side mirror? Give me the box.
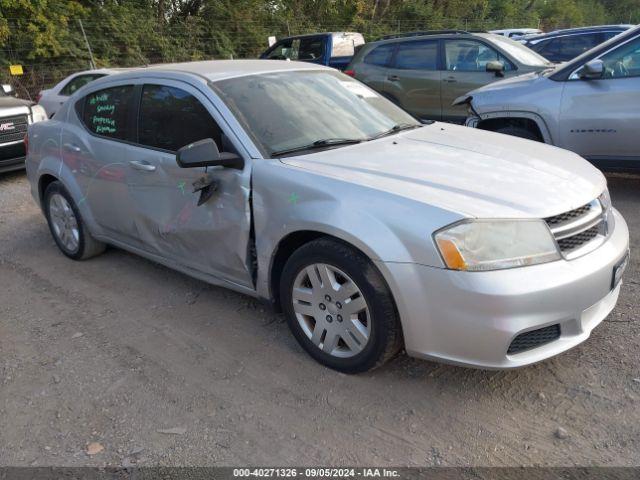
[1,84,15,96]
[486,61,505,77]
[579,59,604,79]
[176,138,244,170]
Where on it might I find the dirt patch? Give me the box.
[1,171,639,467]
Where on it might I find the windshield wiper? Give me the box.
[367,123,422,141]
[271,138,364,157]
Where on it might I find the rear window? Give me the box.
[60,74,106,96]
[364,44,395,67]
[80,85,134,141]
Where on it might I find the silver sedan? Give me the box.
[25,60,629,372]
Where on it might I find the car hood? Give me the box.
[279,123,605,219]
[0,96,33,109]
[0,96,33,118]
[457,70,556,104]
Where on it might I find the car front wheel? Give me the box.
[280,238,402,373]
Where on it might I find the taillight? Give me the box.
[344,69,356,77]
[35,92,42,103]
[24,133,28,154]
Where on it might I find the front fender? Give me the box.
[251,160,461,300]
[473,110,555,144]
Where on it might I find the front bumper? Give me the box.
[0,142,26,173]
[378,208,630,369]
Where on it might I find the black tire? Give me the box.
[280,238,403,373]
[495,126,540,142]
[43,181,106,260]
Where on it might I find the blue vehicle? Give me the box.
[260,32,365,70]
[520,25,633,63]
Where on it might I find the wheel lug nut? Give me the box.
[336,302,342,309]
[326,315,333,323]
[325,295,331,302]
[319,303,326,310]
[337,315,343,322]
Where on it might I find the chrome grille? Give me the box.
[0,114,28,145]
[545,198,607,259]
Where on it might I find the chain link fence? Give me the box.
[0,16,629,100]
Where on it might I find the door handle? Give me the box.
[387,75,400,81]
[443,77,457,83]
[63,143,81,153]
[129,160,156,172]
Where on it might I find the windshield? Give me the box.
[489,35,551,66]
[211,70,420,157]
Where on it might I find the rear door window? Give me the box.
[138,84,222,152]
[80,85,134,141]
[394,40,439,70]
[364,44,395,67]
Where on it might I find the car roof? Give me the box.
[490,28,540,33]
[522,24,633,41]
[368,30,491,46]
[71,68,131,76]
[274,32,362,41]
[98,59,330,83]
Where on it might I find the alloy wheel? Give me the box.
[49,193,80,253]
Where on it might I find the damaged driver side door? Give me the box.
[126,80,254,289]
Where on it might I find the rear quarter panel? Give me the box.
[26,119,63,206]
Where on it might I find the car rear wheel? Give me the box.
[496,126,540,141]
[280,238,402,373]
[44,181,105,260]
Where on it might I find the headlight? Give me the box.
[30,104,48,123]
[434,220,561,271]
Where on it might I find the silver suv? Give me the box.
[25,60,629,372]
[458,24,640,170]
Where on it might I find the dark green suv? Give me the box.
[345,30,552,123]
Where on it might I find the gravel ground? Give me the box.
[0,170,638,467]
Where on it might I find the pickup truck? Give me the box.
[0,84,47,173]
[260,32,365,70]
